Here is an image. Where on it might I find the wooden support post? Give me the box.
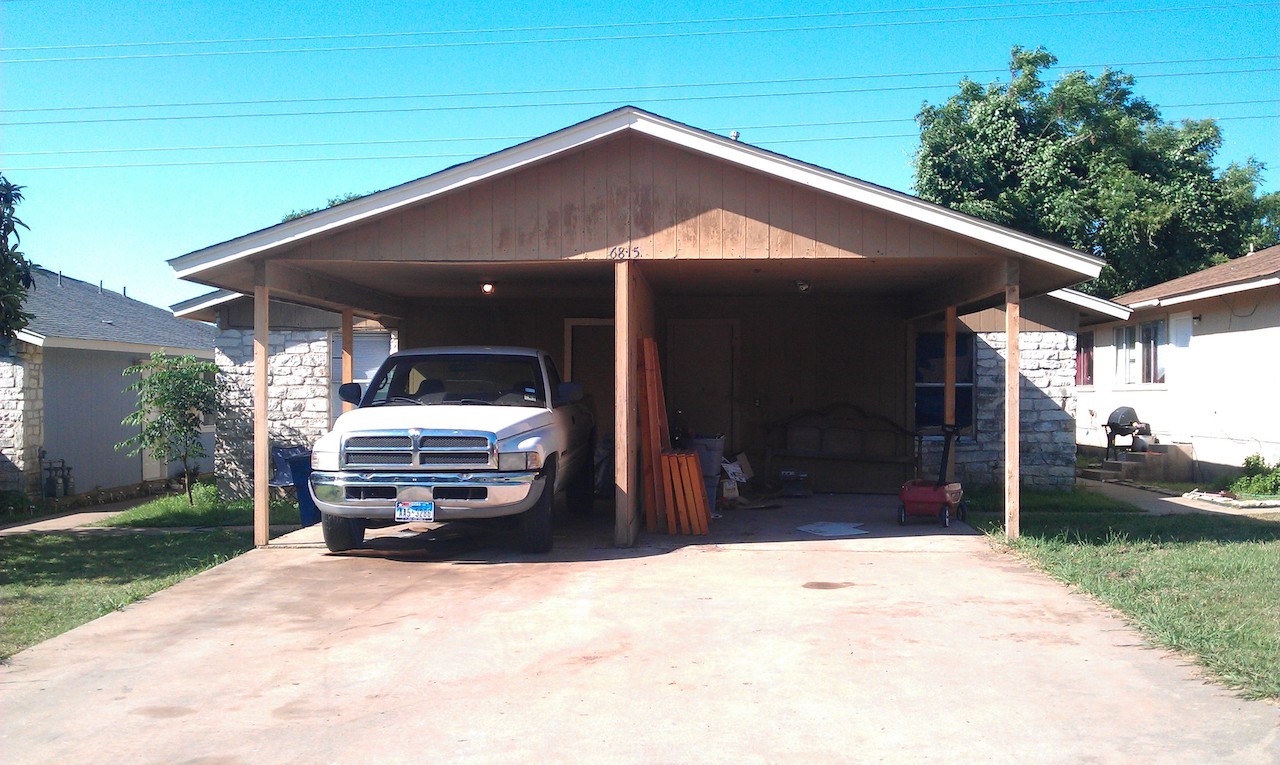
[1004,260,1021,540]
[253,263,271,548]
[614,260,635,546]
[341,307,354,413]
[943,305,957,482]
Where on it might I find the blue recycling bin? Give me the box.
[286,451,320,527]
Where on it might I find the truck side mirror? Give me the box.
[553,382,585,407]
[338,382,363,405]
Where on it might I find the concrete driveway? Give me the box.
[2,495,1276,764]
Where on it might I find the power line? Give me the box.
[4,67,1276,128]
[5,99,1276,157]
[4,2,1277,64]
[0,0,1106,53]
[9,54,1277,115]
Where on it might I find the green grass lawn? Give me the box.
[967,488,1280,700]
[0,530,252,660]
[93,482,300,528]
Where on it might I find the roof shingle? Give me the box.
[1116,245,1280,306]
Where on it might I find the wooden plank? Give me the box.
[638,340,658,533]
[721,167,746,260]
[792,187,817,259]
[561,150,585,257]
[815,192,840,259]
[698,157,723,259]
[583,144,609,258]
[253,265,270,548]
[661,453,678,535]
[681,454,707,535]
[629,137,655,259]
[376,210,403,261]
[640,338,667,533]
[446,191,470,261]
[692,453,711,535]
[341,308,354,414]
[768,180,793,259]
[838,200,864,258]
[491,175,516,261]
[674,148,700,258]
[1005,260,1021,540]
[538,160,563,260]
[676,454,697,534]
[400,202,427,260]
[650,141,678,259]
[469,184,493,260]
[743,171,770,258]
[606,135,631,253]
[614,260,634,545]
[884,214,910,258]
[423,197,448,260]
[864,207,888,257]
[514,170,540,260]
[644,338,671,450]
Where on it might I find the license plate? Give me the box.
[395,500,435,522]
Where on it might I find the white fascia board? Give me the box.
[1128,298,1161,309]
[169,106,1103,282]
[39,337,215,358]
[171,289,243,318]
[168,114,636,280]
[1047,288,1131,320]
[15,329,45,346]
[627,116,1103,278]
[1160,277,1280,307]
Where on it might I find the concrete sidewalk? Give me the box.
[2,495,1276,764]
[0,497,153,535]
[1079,478,1280,516]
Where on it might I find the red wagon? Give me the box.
[898,425,967,527]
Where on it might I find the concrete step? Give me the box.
[1114,451,1162,465]
[1080,468,1122,481]
[1103,460,1142,479]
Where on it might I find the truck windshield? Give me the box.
[363,354,547,407]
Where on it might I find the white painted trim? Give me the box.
[1128,298,1161,309]
[16,329,44,346]
[38,336,215,358]
[171,289,242,318]
[1047,288,1131,320]
[168,106,1103,282]
[1160,277,1280,306]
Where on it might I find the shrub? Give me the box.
[1231,454,1280,497]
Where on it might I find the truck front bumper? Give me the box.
[309,471,545,520]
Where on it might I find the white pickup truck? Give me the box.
[308,346,595,553]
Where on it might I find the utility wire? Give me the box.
[5,99,1276,157]
[4,2,1277,64]
[0,0,1106,52]
[8,54,1277,115]
[4,67,1276,128]
[7,115,1277,172]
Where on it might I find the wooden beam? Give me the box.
[908,261,1007,320]
[341,307,354,414]
[253,262,271,548]
[614,259,635,546]
[944,304,957,482]
[268,261,410,319]
[1004,259,1021,540]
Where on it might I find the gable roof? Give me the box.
[19,268,216,354]
[169,106,1102,284]
[1116,245,1280,308]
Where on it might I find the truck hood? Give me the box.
[332,404,553,441]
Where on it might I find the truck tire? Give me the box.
[520,466,555,553]
[321,513,365,552]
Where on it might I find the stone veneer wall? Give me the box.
[0,342,45,496]
[215,329,332,499]
[921,331,1077,490]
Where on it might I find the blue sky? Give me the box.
[2,0,1277,309]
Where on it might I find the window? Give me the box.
[1075,331,1094,386]
[363,353,547,408]
[914,332,975,433]
[1114,320,1165,385]
[330,332,392,422]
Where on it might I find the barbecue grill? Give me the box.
[1104,407,1152,460]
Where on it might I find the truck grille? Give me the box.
[342,430,496,470]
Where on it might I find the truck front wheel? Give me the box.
[519,467,555,553]
[321,513,366,552]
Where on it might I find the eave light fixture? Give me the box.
[481,282,496,295]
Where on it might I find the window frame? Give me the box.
[1075,331,1095,387]
[1112,318,1167,387]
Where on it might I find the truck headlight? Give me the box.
[498,452,543,471]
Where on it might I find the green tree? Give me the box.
[281,191,369,223]
[913,47,1279,297]
[0,174,36,344]
[116,352,222,504]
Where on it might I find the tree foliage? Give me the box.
[281,191,369,223]
[914,47,1280,297]
[116,352,222,505]
[0,174,36,344]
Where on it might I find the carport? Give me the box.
[168,106,1102,548]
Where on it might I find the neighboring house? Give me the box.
[172,290,396,498]
[0,268,217,497]
[1076,245,1280,479]
[168,106,1113,544]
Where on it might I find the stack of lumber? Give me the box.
[638,336,710,535]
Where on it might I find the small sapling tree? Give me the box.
[117,352,221,504]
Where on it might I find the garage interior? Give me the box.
[168,107,1102,548]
